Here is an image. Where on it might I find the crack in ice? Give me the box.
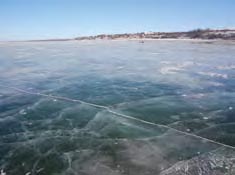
[1,84,235,150]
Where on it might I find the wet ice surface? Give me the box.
[0,40,235,175]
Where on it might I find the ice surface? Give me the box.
[0,40,235,175]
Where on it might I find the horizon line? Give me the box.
[1,27,235,42]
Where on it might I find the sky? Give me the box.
[0,0,235,40]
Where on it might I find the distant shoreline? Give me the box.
[1,29,235,42]
[1,38,235,44]
[74,29,235,41]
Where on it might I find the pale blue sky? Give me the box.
[0,0,235,40]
